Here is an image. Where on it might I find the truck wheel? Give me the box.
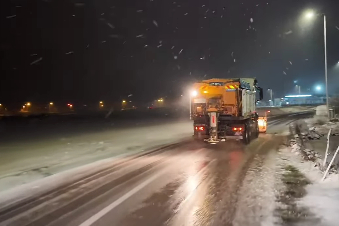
[255,124,259,138]
[242,125,250,144]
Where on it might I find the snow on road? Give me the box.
[0,120,192,192]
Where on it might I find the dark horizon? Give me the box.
[1,0,339,103]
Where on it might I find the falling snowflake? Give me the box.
[174,56,178,60]
[6,15,16,19]
[250,18,253,23]
[289,61,292,65]
[107,23,115,29]
[184,13,188,16]
[153,20,158,27]
[65,51,74,55]
[157,44,162,48]
[109,34,121,38]
[285,30,293,35]
[30,57,43,65]
[179,49,183,54]
[171,46,175,49]
[137,10,143,13]
[136,34,144,38]
[283,71,287,75]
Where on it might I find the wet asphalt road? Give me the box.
[0,111,314,226]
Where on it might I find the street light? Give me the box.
[315,85,322,91]
[305,10,315,19]
[304,9,329,118]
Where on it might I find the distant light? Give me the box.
[49,102,53,105]
[203,90,208,94]
[99,101,103,104]
[69,104,73,107]
[122,100,126,103]
[23,106,25,108]
[285,95,312,98]
[294,80,298,84]
[315,86,322,91]
[0,104,2,106]
[26,102,31,106]
[191,90,198,97]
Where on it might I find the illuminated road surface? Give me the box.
[0,112,313,226]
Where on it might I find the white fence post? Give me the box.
[323,129,331,168]
[322,145,339,181]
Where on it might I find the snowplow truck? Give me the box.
[191,78,263,144]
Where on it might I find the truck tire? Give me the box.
[242,124,250,144]
[255,123,259,138]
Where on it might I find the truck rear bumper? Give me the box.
[194,135,243,142]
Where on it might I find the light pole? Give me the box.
[49,102,53,112]
[295,85,301,94]
[26,102,31,112]
[267,89,273,106]
[304,10,329,118]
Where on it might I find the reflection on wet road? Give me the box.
[0,112,313,226]
[0,136,282,226]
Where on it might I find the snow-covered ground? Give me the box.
[0,119,192,192]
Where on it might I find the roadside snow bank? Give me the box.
[299,174,339,226]
[279,142,339,226]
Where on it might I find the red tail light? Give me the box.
[232,127,243,131]
[195,126,205,131]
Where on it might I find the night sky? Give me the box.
[1,0,339,104]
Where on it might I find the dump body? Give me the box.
[191,78,263,143]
